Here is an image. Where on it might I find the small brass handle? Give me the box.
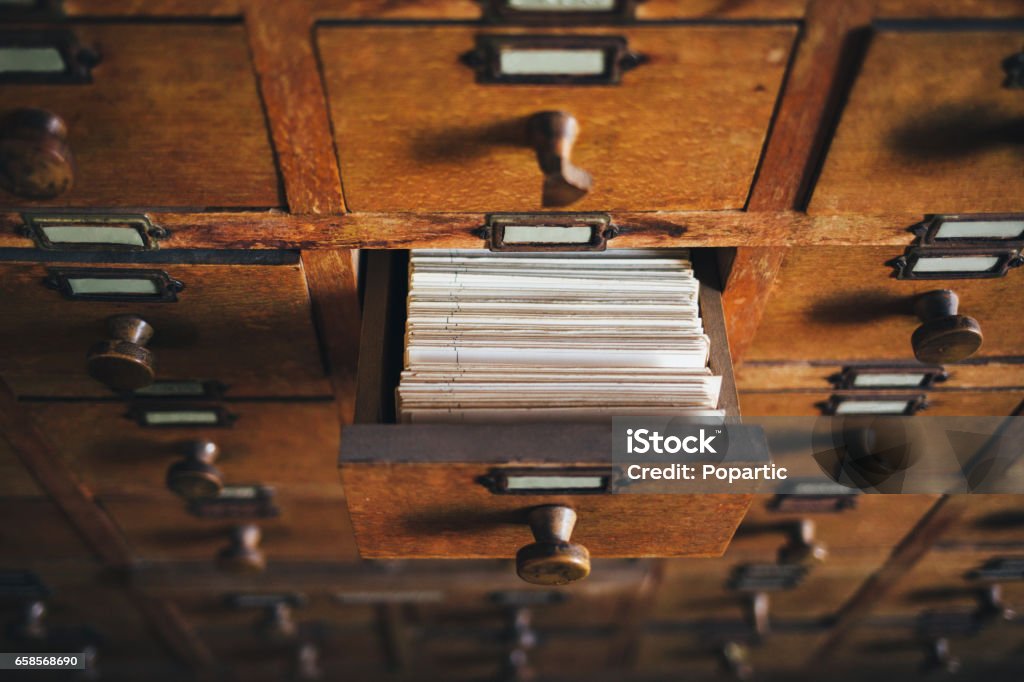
[0,108,74,200]
[976,584,1016,624]
[778,519,828,566]
[912,290,983,364]
[86,314,156,392]
[527,111,592,208]
[515,505,590,586]
[166,441,222,500]
[217,524,266,573]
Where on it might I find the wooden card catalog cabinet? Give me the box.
[339,250,751,584]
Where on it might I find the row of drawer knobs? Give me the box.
[0,107,590,207]
[76,288,984,397]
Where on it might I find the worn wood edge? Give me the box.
[245,1,345,214]
[301,250,361,425]
[0,211,926,249]
[694,249,741,418]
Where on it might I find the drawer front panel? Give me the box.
[745,247,1024,362]
[318,25,795,211]
[740,390,1024,416]
[0,498,96,564]
[27,400,340,496]
[0,261,331,397]
[341,425,751,559]
[0,23,280,209]
[101,495,358,563]
[809,30,1024,215]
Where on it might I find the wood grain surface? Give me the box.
[744,246,1024,362]
[0,261,330,398]
[319,24,796,212]
[810,29,1024,215]
[0,24,280,210]
[27,400,341,496]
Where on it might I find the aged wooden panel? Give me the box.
[0,261,330,398]
[0,23,280,209]
[341,454,751,559]
[745,247,1024,362]
[101,494,358,563]
[247,4,344,214]
[740,390,1024,416]
[876,0,1024,17]
[319,25,796,212]
[0,210,926,251]
[26,400,340,496]
[311,0,808,19]
[809,30,1024,216]
[736,362,1024,391]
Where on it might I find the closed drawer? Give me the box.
[318,24,795,212]
[0,23,280,208]
[745,247,1024,363]
[0,499,97,565]
[101,494,359,564]
[942,495,1024,546]
[26,400,339,496]
[340,250,751,566]
[740,390,1024,416]
[0,257,331,397]
[809,29,1024,216]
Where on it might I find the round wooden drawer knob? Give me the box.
[0,108,75,200]
[166,441,222,500]
[515,505,590,586]
[217,524,266,573]
[527,111,592,208]
[912,290,983,364]
[86,314,156,392]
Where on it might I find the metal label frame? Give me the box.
[132,380,227,401]
[891,247,1022,280]
[125,404,239,429]
[483,0,640,24]
[819,393,929,417]
[43,267,184,302]
[477,212,617,251]
[914,214,1024,247]
[0,29,98,84]
[23,213,166,251]
[188,484,279,520]
[832,365,948,391]
[729,563,808,593]
[462,34,644,85]
[478,466,612,494]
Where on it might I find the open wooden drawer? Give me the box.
[340,249,750,583]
